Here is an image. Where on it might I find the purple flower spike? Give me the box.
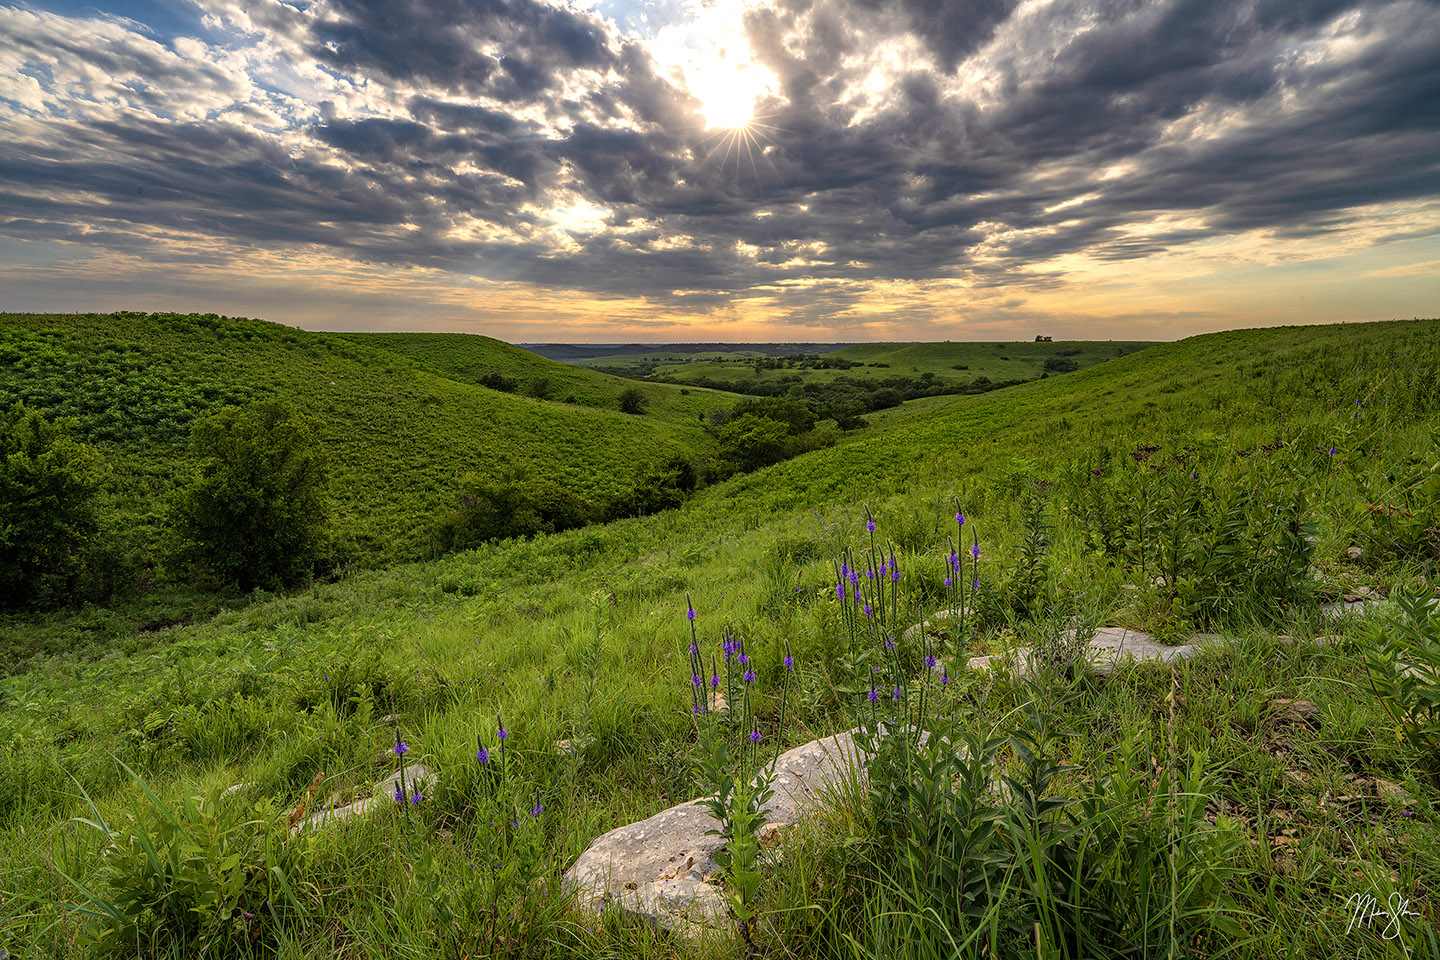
[784,655,794,671]
[864,603,873,618]
[972,542,980,560]
[710,674,719,687]
[941,672,951,685]
[743,669,755,683]
[411,789,422,805]
[866,519,876,533]
[477,746,490,763]
[498,726,508,741]
[925,655,937,668]
[956,511,965,526]
[892,566,900,583]
[893,687,902,700]
[394,741,409,756]
[686,606,696,621]
[837,582,847,601]
[750,730,762,744]
[848,569,859,586]
[692,674,703,687]
[394,787,405,803]
[944,576,953,588]
[867,688,879,702]
[531,803,544,817]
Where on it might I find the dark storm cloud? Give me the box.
[1,0,1438,314]
[309,0,618,100]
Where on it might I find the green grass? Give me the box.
[1,318,1437,958]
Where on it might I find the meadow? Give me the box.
[0,317,1437,959]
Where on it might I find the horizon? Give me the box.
[1,0,1437,341]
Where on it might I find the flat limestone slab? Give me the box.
[939,627,1220,678]
[563,730,864,933]
[294,763,437,833]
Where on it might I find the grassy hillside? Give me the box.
[0,313,725,571]
[1,319,1437,959]
[347,332,734,420]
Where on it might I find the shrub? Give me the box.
[0,402,104,607]
[714,414,798,476]
[618,387,648,415]
[477,372,518,393]
[168,400,329,591]
[525,377,553,400]
[436,473,598,550]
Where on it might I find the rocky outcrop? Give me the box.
[293,762,438,833]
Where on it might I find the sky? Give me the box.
[0,0,1437,342]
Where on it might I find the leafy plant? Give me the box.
[60,764,313,955]
[1364,587,1440,776]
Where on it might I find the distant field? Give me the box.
[564,339,1153,390]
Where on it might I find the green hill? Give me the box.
[0,313,726,569]
[1,318,1437,959]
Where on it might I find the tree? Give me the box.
[618,387,648,415]
[0,403,104,607]
[169,401,328,591]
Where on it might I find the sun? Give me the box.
[700,87,757,131]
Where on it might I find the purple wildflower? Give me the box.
[784,654,794,671]
[848,569,859,586]
[477,746,490,763]
[710,674,719,688]
[944,576,953,588]
[893,687,902,700]
[750,730,762,744]
[394,741,409,756]
[941,672,951,684]
[972,542,980,560]
[866,518,876,533]
[743,669,755,683]
[686,606,696,621]
[837,581,847,601]
[864,603,873,618]
[498,726,508,741]
[394,787,405,803]
[531,803,544,817]
[867,688,879,702]
[692,674,703,687]
[411,789,422,805]
[925,655,937,668]
[956,511,965,526]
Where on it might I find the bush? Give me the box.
[168,401,329,591]
[0,402,104,607]
[525,377,553,400]
[478,372,518,393]
[714,414,798,476]
[618,388,648,415]
[436,473,598,551]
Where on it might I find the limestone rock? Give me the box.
[294,763,437,832]
[1270,699,1320,724]
[563,730,865,933]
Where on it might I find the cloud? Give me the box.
[0,0,1437,329]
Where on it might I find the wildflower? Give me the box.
[972,542,980,560]
[686,605,696,621]
[411,789,423,805]
[531,803,544,817]
[784,654,794,671]
[689,642,697,654]
[884,639,895,649]
[848,569,859,586]
[743,669,755,683]
[394,741,409,756]
[893,686,902,700]
[941,671,951,685]
[867,688,879,702]
[866,518,876,533]
[925,655,937,668]
[692,673,703,687]
[837,581,847,601]
[394,786,405,803]
[738,652,749,665]
[864,603,873,618]
[710,674,719,687]
[749,730,762,744]
[944,576,953,588]
[498,725,508,741]
[956,511,965,526]
[972,576,979,591]
[477,745,490,763]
